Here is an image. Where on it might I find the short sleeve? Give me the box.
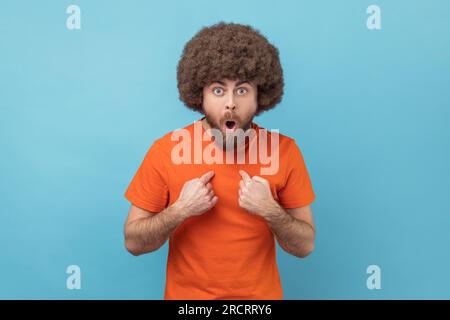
[277,140,316,208]
[124,141,169,212]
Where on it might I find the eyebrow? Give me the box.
[211,80,251,87]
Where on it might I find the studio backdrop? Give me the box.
[1,0,449,299]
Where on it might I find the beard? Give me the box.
[204,112,255,151]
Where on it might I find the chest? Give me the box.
[166,163,286,205]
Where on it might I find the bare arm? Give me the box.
[265,204,315,258]
[124,171,218,256]
[124,203,187,256]
[238,170,315,259]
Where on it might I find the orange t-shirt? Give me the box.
[124,117,315,299]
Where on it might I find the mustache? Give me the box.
[221,112,240,125]
[204,113,253,132]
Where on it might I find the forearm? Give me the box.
[264,202,315,258]
[125,203,186,255]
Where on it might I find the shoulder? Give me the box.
[150,120,197,149]
[252,122,298,151]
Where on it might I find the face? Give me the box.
[202,78,258,149]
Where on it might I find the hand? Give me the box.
[238,170,278,218]
[174,171,218,218]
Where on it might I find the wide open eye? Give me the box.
[213,87,224,95]
[236,88,248,95]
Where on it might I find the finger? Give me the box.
[239,180,245,189]
[205,182,212,191]
[199,171,215,184]
[239,170,251,183]
[210,196,218,206]
[252,176,269,186]
[206,189,214,198]
[239,183,248,194]
[238,197,244,208]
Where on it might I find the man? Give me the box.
[124,22,316,299]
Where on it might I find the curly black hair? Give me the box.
[177,22,284,115]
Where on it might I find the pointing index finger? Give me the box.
[199,170,215,184]
[239,170,251,183]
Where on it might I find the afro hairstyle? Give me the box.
[176,22,284,115]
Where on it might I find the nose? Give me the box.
[225,94,236,111]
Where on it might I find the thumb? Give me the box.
[239,170,251,183]
[252,175,269,187]
[199,170,215,184]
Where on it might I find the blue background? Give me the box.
[1,0,449,299]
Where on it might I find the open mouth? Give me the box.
[224,120,237,131]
